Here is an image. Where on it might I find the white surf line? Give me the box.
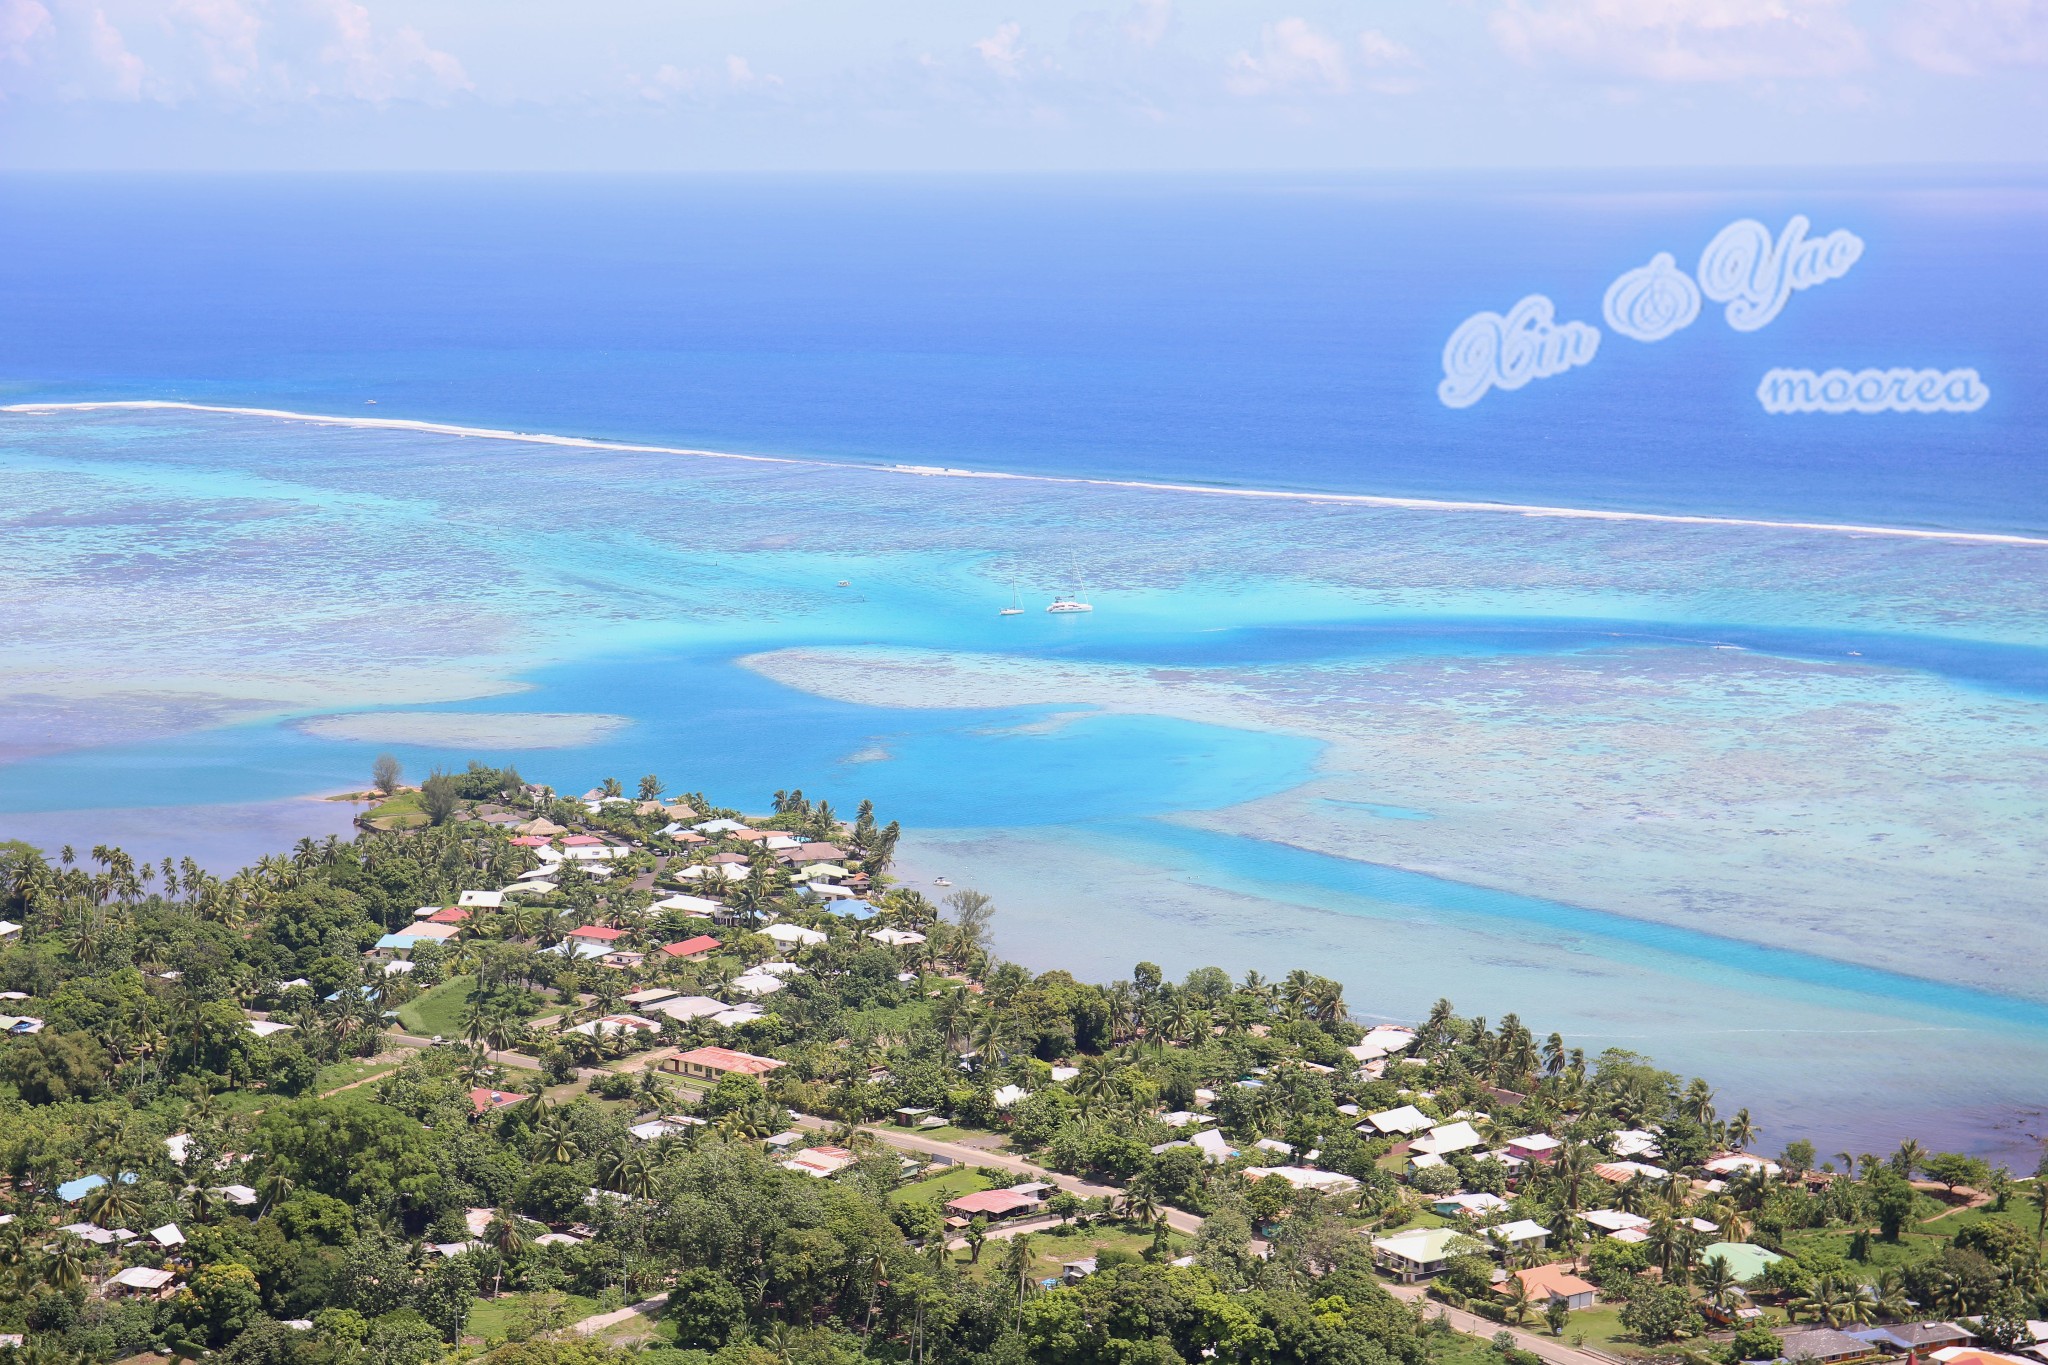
[12,398,2048,549]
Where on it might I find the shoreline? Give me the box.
[11,398,2048,548]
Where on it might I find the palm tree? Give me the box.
[1893,1139,1927,1179]
[1501,1273,1534,1326]
[1726,1108,1758,1150]
[40,1235,86,1293]
[84,1180,141,1231]
[1119,1184,1161,1227]
[486,1213,526,1298]
[1870,1268,1912,1321]
[1791,1275,1856,1327]
[1696,1256,1738,1312]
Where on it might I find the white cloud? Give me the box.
[1,0,54,67]
[1226,16,1348,95]
[85,5,140,96]
[1490,0,1869,82]
[0,0,468,104]
[1892,0,2048,73]
[973,20,1025,77]
[1123,0,1170,48]
[315,0,469,101]
[1358,29,1420,69]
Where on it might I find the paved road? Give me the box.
[791,1116,1205,1236]
[1386,1285,1620,1365]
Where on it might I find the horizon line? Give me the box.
[10,398,2048,549]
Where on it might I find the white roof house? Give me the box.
[1583,1209,1652,1234]
[458,890,504,909]
[992,1084,1031,1108]
[1611,1129,1662,1158]
[1487,1219,1552,1249]
[653,893,723,915]
[871,928,926,946]
[1190,1128,1238,1162]
[629,1117,706,1141]
[762,923,827,947]
[106,1266,177,1293]
[1412,1121,1483,1156]
[731,972,787,997]
[1366,1105,1435,1135]
[675,863,747,885]
[150,1223,185,1247]
[1704,1154,1782,1178]
[1243,1165,1358,1194]
[245,1019,294,1038]
[646,995,733,1022]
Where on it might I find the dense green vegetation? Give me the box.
[0,767,2040,1365]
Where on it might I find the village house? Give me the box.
[944,1186,1046,1221]
[1776,1330,1877,1364]
[1371,1227,1470,1282]
[469,1087,532,1116]
[1498,1263,1598,1311]
[660,1045,785,1082]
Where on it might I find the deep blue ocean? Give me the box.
[2,172,2043,532]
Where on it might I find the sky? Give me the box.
[0,0,2045,171]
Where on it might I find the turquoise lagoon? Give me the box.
[2,405,2045,1163]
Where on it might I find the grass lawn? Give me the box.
[1432,1328,1508,1365]
[400,975,479,1038]
[365,791,428,830]
[901,1123,998,1146]
[893,1167,992,1206]
[1780,1225,1947,1272]
[314,1058,397,1095]
[965,1221,1190,1281]
[465,1290,600,1340]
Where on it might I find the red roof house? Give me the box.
[470,1087,531,1115]
[945,1188,1041,1219]
[427,907,470,924]
[660,935,721,959]
[567,925,624,942]
[561,835,606,847]
[510,835,551,848]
